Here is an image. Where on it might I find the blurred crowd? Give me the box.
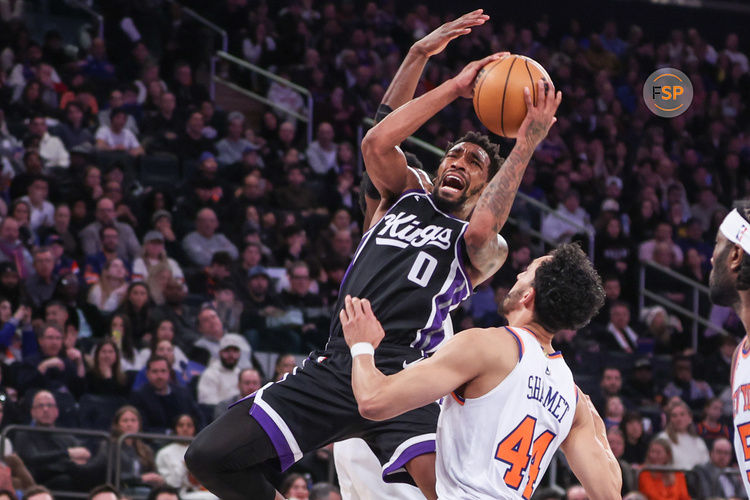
[0,0,747,498]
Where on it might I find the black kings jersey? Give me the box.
[328,189,472,353]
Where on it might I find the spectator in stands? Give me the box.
[197,333,248,406]
[142,92,181,153]
[172,63,208,110]
[637,437,689,500]
[146,485,181,500]
[623,358,660,409]
[592,367,626,414]
[656,400,709,470]
[639,222,684,267]
[151,279,199,350]
[27,115,68,168]
[492,243,531,289]
[14,390,90,490]
[309,483,341,500]
[604,396,626,430]
[95,108,144,157]
[88,484,122,500]
[53,102,94,151]
[540,190,593,244]
[280,473,309,500]
[273,354,297,382]
[132,231,184,285]
[0,217,33,279]
[621,412,649,465]
[108,313,143,373]
[16,324,85,397]
[662,356,714,412]
[24,247,56,309]
[182,208,238,269]
[87,258,129,313]
[606,427,636,495]
[155,414,214,498]
[193,308,250,366]
[695,397,730,444]
[215,112,253,166]
[53,271,101,339]
[80,198,141,261]
[272,166,318,212]
[599,301,640,354]
[177,113,215,161]
[117,282,153,346]
[22,486,55,500]
[306,122,338,176]
[85,339,130,398]
[130,355,203,434]
[594,215,635,283]
[20,176,53,232]
[187,251,232,300]
[281,261,329,350]
[97,90,138,136]
[213,368,262,420]
[693,437,744,499]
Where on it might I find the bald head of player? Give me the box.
[431,131,504,214]
[709,201,750,315]
[501,243,605,334]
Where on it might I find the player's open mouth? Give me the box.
[441,172,466,194]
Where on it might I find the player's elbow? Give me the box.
[361,127,390,156]
[357,398,390,421]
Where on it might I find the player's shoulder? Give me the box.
[449,327,522,369]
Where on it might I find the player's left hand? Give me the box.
[516,78,562,151]
[412,9,489,58]
[340,295,385,349]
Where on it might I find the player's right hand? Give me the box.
[340,295,385,349]
[412,9,489,58]
[451,52,509,99]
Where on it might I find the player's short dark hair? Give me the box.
[531,243,605,333]
[733,200,750,291]
[446,131,504,180]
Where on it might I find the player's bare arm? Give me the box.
[381,9,489,111]
[560,391,622,500]
[464,79,562,283]
[362,11,488,231]
[340,295,517,421]
[362,53,505,200]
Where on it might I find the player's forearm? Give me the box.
[363,79,459,156]
[468,141,534,238]
[380,48,430,111]
[351,355,396,421]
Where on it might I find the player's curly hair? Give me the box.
[446,131,505,180]
[532,243,605,333]
[734,200,750,291]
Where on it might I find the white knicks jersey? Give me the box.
[731,341,750,496]
[435,326,577,500]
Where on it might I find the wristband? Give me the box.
[350,342,375,358]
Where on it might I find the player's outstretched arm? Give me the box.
[380,9,489,114]
[464,79,562,282]
[560,391,622,500]
[340,296,494,421]
[362,53,505,200]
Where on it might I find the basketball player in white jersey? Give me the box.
[341,243,621,499]
[707,201,750,496]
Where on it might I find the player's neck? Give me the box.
[506,311,554,352]
[738,292,750,345]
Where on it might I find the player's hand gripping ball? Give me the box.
[473,54,553,138]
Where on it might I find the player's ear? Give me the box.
[521,287,535,308]
[730,244,744,272]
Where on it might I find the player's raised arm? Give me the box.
[361,53,505,199]
[464,79,562,281]
[560,391,622,500]
[339,296,507,420]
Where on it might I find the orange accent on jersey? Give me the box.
[494,415,556,499]
[450,392,465,406]
[737,421,750,462]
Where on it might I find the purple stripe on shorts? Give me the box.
[249,403,296,471]
[382,440,436,479]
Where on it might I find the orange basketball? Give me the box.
[472,54,552,138]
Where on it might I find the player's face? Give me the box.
[432,142,490,214]
[501,256,550,316]
[708,233,740,307]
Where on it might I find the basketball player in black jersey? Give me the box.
[186,16,562,500]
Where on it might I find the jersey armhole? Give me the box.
[503,327,524,364]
